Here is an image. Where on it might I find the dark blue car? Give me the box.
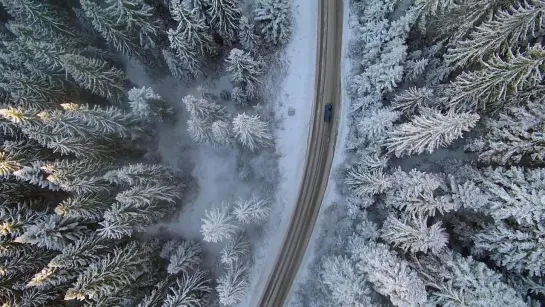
[324,103,333,121]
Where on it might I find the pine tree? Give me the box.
[14,215,88,251]
[344,166,391,197]
[232,195,270,224]
[356,108,401,142]
[220,233,250,265]
[381,214,448,255]
[183,94,226,123]
[445,0,545,68]
[385,109,479,157]
[60,54,126,103]
[466,101,545,165]
[356,242,428,307]
[226,48,264,100]
[216,260,249,306]
[167,240,203,275]
[254,0,293,46]
[474,221,545,277]
[136,279,172,307]
[205,0,241,43]
[168,0,216,56]
[320,256,374,306]
[416,251,527,306]
[200,204,239,243]
[238,16,258,51]
[65,242,150,301]
[162,271,211,307]
[211,120,234,146]
[447,45,545,111]
[54,194,110,222]
[103,163,178,186]
[232,113,273,151]
[391,87,435,115]
[162,48,198,80]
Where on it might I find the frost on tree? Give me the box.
[216,260,250,306]
[345,165,391,197]
[232,113,273,151]
[380,214,448,255]
[205,0,242,43]
[200,204,239,243]
[417,251,527,306]
[385,109,479,157]
[14,215,88,251]
[59,54,126,103]
[211,120,234,146]
[232,195,270,224]
[391,87,435,115]
[226,48,264,101]
[54,194,110,222]
[238,16,258,51]
[163,271,211,307]
[167,240,203,275]
[168,0,216,57]
[220,233,250,265]
[254,0,293,46]
[128,86,170,120]
[183,95,227,144]
[64,242,150,301]
[356,243,428,307]
[466,101,545,165]
[320,256,375,306]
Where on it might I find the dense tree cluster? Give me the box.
[293,0,545,306]
[0,0,293,305]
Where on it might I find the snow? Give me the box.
[239,1,319,305]
[286,0,352,304]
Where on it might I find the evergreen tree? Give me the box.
[238,16,258,51]
[466,101,545,165]
[162,271,211,307]
[445,0,545,68]
[220,233,250,265]
[254,0,293,46]
[54,194,110,222]
[232,195,270,224]
[226,48,264,100]
[391,87,435,115]
[385,109,479,157]
[65,242,150,301]
[211,120,234,146]
[200,204,239,243]
[447,45,545,111]
[344,166,391,197]
[205,0,241,43]
[167,240,202,275]
[168,0,216,57]
[232,113,273,151]
[60,54,126,103]
[216,260,249,306]
[14,215,88,251]
[381,214,448,255]
[356,243,428,307]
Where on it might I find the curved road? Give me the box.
[258,1,343,306]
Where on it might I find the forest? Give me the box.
[0,0,292,306]
[293,0,545,306]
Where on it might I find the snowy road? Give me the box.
[257,1,343,306]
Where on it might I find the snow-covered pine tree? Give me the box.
[0,69,67,107]
[168,0,216,56]
[14,214,88,251]
[103,163,178,186]
[320,256,375,306]
[200,204,239,243]
[232,113,273,151]
[54,194,110,222]
[445,0,545,68]
[211,120,234,146]
[355,242,428,307]
[391,87,435,115]
[254,0,292,46]
[135,279,172,307]
[167,240,203,275]
[466,101,545,165]
[344,165,391,197]
[59,54,126,103]
[226,48,264,100]
[162,48,197,80]
[232,195,270,224]
[447,45,545,111]
[216,260,250,306]
[183,94,226,123]
[162,271,211,307]
[220,233,250,265]
[385,108,479,157]
[380,214,448,255]
[238,16,258,51]
[205,0,241,43]
[415,250,527,306]
[64,241,150,301]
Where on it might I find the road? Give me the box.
[257,1,343,306]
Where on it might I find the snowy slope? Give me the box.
[240,1,319,306]
[287,0,352,304]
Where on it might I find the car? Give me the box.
[324,103,333,121]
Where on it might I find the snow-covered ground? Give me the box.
[240,1,319,306]
[287,0,352,304]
